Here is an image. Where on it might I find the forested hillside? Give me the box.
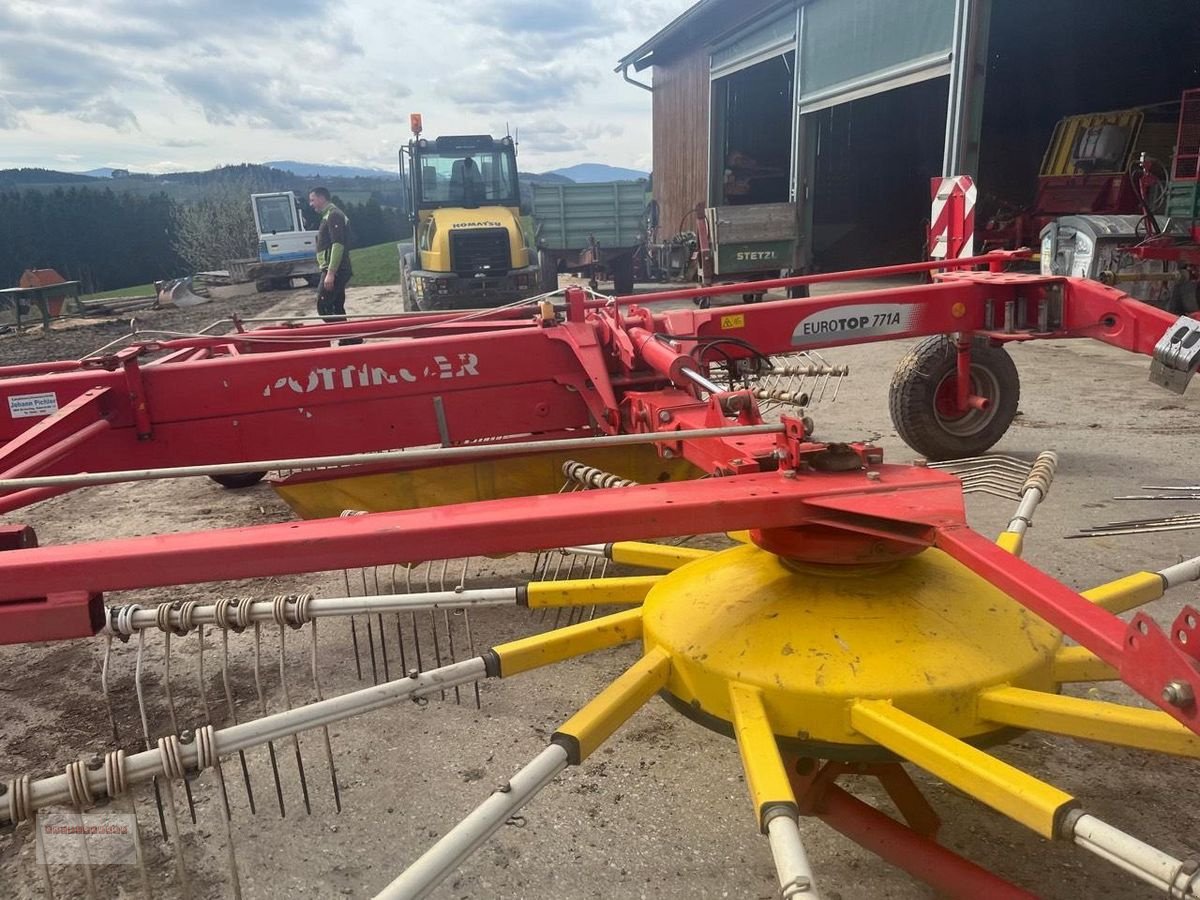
[0,166,410,292]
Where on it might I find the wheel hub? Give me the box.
[933,366,1000,434]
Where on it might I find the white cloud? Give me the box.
[0,0,696,174]
[0,96,24,130]
[74,96,140,132]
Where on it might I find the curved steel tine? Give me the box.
[137,630,190,895]
[343,570,364,682]
[309,618,342,813]
[195,622,243,896]
[134,631,167,838]
[101,634,120,746]
[372,568,390,682]
[428,564,445,697]
[161,625,198,824]
[251,623,286,817]
[360,569,380,685]
[391,565,409,676]
[219,618,257,814]
[407,565,425,672]
[277,614,312,815]
[460,558,482,710]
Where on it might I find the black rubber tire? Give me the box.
[611,254,635,295]
[785,269,810,299]
[399,254,420,311]
[209,471,268,489]
[537,250,559,293]
[888,336,1020,460]
[254,279,271,293]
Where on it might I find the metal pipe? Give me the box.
[764,808,820,898]
[0,418,111,481]
[1101,270,1186,285]
[0,423,785,493]
[0,359,89,378]
[1115,494,1200,500]
[1160,554,1200,589]
[954,336,973,415]
[105,589,521,636]
[375,745,570,899]
[561,545,608,558]
[75,301,545,362]
[619,61,652,93]
[593,251,1031,308]
[1068,522,1200,538]
[813,783,1036,899]
[1082,513,1200,529]
[0,485,74,514]
[681,367,724,396]
[1067,812,1199,897]
[2,658,489,826]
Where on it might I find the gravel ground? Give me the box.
[0,279,1197,900]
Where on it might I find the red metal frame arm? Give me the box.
[623,272,1185,369]
[0,388,112,478]
[0,330,601,473]
[0,468,957,601]
[0,486,76,516]
[794,773,1037,899]
[934,524,1198,733]
[1039,276,1182,356]
[637,280,995,358]
[595,250,1032,308]
[2,462,1196,742]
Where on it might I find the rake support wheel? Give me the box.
[208,471,267,489]
[889,335,1019,461]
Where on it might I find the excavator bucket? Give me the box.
[155,277,211,309]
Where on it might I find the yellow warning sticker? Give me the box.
[720,313,745,329]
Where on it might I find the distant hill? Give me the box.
[0,168,101,187]
[157,163,298,187]
[265,160,400,180]
[80,167,118,178]
[522,171,573,184]
[0,164,406,210]
[545,163,648,183]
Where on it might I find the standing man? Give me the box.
[308,187,360,342]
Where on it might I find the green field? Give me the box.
[81,242,400,298]
[81,282,156,300]
[349,241,400,286]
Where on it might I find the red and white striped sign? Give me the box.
[929,175,976,259]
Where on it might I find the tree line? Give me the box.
[0,182,410,293]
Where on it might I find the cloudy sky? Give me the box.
[0,0,694,175]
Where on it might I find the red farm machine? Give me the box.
[1,253,1199,898]
[981,99,1180,254]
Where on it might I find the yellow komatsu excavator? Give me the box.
[398,114,540,310]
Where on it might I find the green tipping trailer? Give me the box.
[531,180,649,294]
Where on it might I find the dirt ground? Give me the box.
[0,278,1197,899]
